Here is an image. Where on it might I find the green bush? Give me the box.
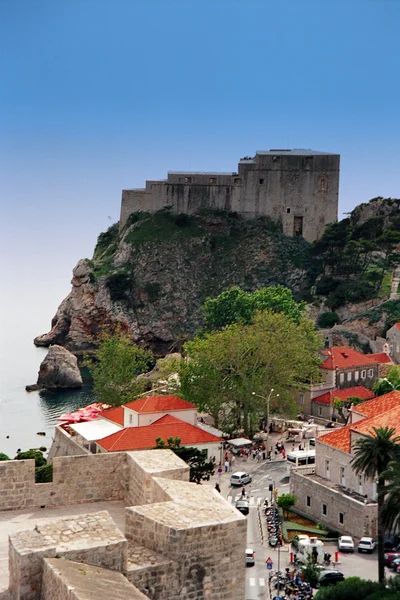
[315,276,339,296]
[0,453,10,461]
[93,223,119,260]
[15,449,46,467]
[35,463,53,483]
[326,280,375,310]
[317,312,339,328]
[314,577,383,599]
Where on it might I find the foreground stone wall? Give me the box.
[47,426,89,461]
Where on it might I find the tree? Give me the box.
[277,493,296,519]
[181,310,322,435]
[317,312,339,329]
[0,453,10,461]
[15,449,47,467]
[85,331,154,406]
[155,437,215,484]
[314,577,383,600]
[373,365,400,396]
[203,285,306,330]
[380,459,400,534]
[350,426,400,583]
[333,396,364,423]
[301,556,321,588]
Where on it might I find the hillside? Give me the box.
[34,209,316,354]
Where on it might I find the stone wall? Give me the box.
[47,426,88,461]
[290,469,377,539]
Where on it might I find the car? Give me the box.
[391,557,400,571]
[230,472,252,486]
[384,535,400,551]
[316,570,345,587]
[235,499,249,515]
[309,438,316,446]
[358,537,376,553]
[245,548,255,566]
[338,535,355,552]
[384,552,400,567]
[292,534,311,549]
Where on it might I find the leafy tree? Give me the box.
[314,577,383,599]
[301,556,321,588]
[203,285,306,330]
[15,449,47,467]
[35,463,53,483]
[85,331,154,406]
[317,312,339,329]
[181,311,322,435]
[351,426,400,583]
[277,493,296,518]
[155,437,215,484]
[373,365,400,396]
[0,453,10,461]
[333,396,364,423]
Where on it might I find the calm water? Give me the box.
[0,279,95,459]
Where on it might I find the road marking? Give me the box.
[249,577,256,587]
[259,578,265,586]
[257,497,262,506]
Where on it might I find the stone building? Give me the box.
[3,449,246,600]
[387,323,400,364]
[295,346,391,421]
[120,149,340,243]
[290,391,400,539]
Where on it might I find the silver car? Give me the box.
[246,548,255,566]
[230,472,252,486]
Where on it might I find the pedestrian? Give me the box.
[262,450,266,460]
[228,458,232,471]
[215,483,221,493]
[224,460,229,473]
[217,464,222,483]
[241,485,246,497]
[282,449,286,459]
[231,454,236,467]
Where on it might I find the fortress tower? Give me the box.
[120,149,340,243]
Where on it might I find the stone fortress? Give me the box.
[120,149,340,243]
[2,450,245,600]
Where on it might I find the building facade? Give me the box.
[387,323,400,364]
[120,149,340,243]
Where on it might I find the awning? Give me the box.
[70,419,123,441]
[227,437,252,447]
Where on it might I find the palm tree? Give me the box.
[351,426,400,583]
[381,459,400,534]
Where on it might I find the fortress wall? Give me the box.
[120,190,147,226]
[0,459,36,510]
[47,426,89,462]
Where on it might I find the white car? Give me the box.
[230,472,252,486]
[245,548,255,566]
[358,537,376,553]
[338,535,355,552]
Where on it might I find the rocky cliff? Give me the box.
[34,209,316,355]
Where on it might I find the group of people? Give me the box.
[275,441,286,459]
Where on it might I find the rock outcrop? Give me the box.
[34,211,313,355]
[35,345,83,390]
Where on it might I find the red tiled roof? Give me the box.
[123,395,196,413]
[319,427,351,453]
[351,404,400,438]
[320,346,379,370]
[97,415,221,452]
[396,323,400,331]
[352,390,400,418]
[313,386,375,405]
[369,352,392,364]
[99,406,125,426]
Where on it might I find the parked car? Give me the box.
[358,537,376,553]
[391,557,400,571]
[309,438,316,446]
[245,548,255,566]
[235,499,249,515]
[316,570,345,587]
[384,535,400,551]
[230,472,252,486]
[384,552,400,567]
[292,534,311,549]
[338,536,355,552]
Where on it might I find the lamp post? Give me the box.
[252,390,279,454]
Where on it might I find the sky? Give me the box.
[1,0,400,321]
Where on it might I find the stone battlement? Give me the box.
[120,149,340,243]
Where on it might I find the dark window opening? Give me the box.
[259,178,265,184]
[339,512,344,525]
[320,176,328,192]
[233,177,241,184]
[293,216,303,236]
[286,208,291,214]
[184,177,192,184]
[322,503,327,516]
[209,177,216,184]
[307,496,311,507]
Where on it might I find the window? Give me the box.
[347,372,352,382]
[358,475,363,494]
[318,406,322,416]
[293,216,303,236]
[320,176,328,192]
[299,393,304,405]
[339,373,344,384]
[307,496,311,507]
[326,460,330,479]
[209,177,216,184]
[368,369,374,378]
[184,177,192,184]
[129,414,133,425]
[233,177,241,184]
[361,370,366,379]
[322,503,327,516]
[259,178,265,184]
[339,512,344,525]
[355,371,359,381]
[287,207,291,214]
[340,466,345,486]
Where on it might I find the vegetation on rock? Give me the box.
[155,436,215,484]
[317,312,339,329]
[373,365,400,396]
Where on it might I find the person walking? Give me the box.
[224,460,229,473]
[228,458,232,471]
[217,464,222,483]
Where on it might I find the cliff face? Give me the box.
[34,210,315,355]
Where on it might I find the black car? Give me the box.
[235,499,249,515]
[316,571,345,587]
[384,535,400,551]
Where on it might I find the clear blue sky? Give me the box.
[1,0,400,301]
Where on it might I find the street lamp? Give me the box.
[252,390,279,453]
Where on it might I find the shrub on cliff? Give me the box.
[317,312,339,328]
[0,453,10,461]
[15,449,47,467]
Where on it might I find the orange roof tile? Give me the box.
[123,395,196,413]
[319,426,352,453]
[321,346,379,370]
[313,386,374,405]
[396,323,400,331]
[352,390,400,418]
[97,416,221,452]
[369,352,392,364]
[351,404,400,438]
[99,406,125,426]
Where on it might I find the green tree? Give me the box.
[203,285,306,330]
[317,312,339,329]
[181,311,322,435]
[333,396,364,423]
[0,453,10,461]
[277,493,296,519]
[301,556,321,588]
[85,331,154,406]
[373,365,400,396]
[380,459,400,534]
[15,449,47,467]
[351,426,400,583]
[314,577,383,600]
[155,437,215,484]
